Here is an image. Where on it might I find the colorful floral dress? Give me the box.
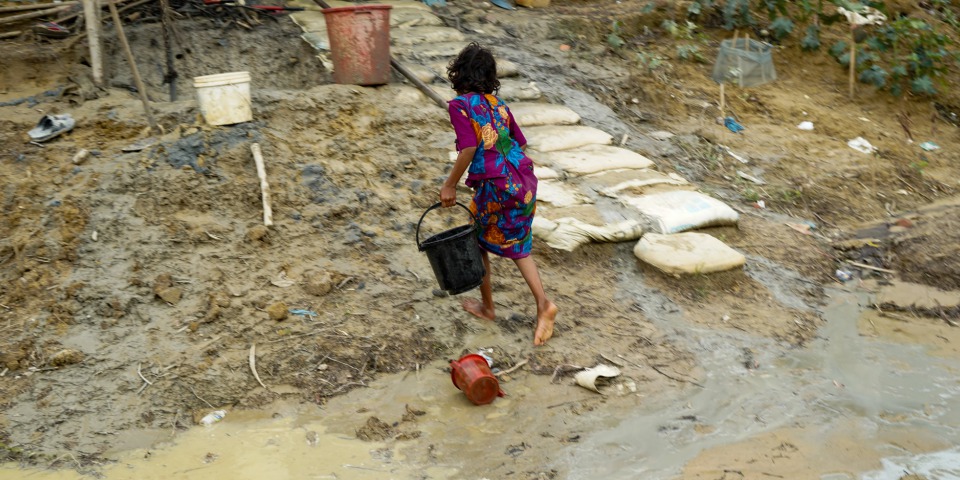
[448,93,538,259]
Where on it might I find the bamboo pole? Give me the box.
[81,0,103,87]
[0,2,78,13]
[108,0,160,133]
[160,0,177,101]
[250,143,274,226]
[0,5,69,26]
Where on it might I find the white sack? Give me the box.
[524,126,613,152]
[634,232,746,275]
[536,144,653,174]
[621,190,739,234]
[533,216,643,252]
[510,102,581,126]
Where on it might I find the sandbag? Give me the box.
[524,126,613,153]
[534,216,643,252]
[392,26,465,46]
[510,102,581,126]
[634,232,746,275]
[439,80,541,103]
[395,41,468,59]
[498,80,542,101]
[599,170,690,197]
[535,144,652,174]
[431,58,518,79]
[536,180,591,207]
[621,190,739,234]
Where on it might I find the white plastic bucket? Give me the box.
[193,71,252,126]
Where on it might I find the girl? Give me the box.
[440,43,558,346]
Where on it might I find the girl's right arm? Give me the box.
[441,147,477,208]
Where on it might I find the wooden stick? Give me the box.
[0,30,21,39]
[249,344,268,389]
[494,359,528,377]
[719,82,725,117]
[0,2,78,13]
[847,261,895,274]
[82,0,102,87]
[160,0,176,101]
[108,0,160,133]
[250,143,274,226]
[0,5,70,26]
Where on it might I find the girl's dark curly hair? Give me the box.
[447,42,500,95]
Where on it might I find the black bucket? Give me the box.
[416,202,486,295]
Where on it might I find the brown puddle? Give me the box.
[0,408,431,480]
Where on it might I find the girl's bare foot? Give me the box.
[462,298,495,321]
[534,301,558,346]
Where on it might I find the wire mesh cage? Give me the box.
[711,37,776,88]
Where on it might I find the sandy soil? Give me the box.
[1,0,959,477]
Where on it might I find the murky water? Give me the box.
[561,287,960,479]
[4,282,959,479]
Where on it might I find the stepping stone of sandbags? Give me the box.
[596,170,690,197]
[404,64,437,83]
[534,144,653,175]
[300,31,329,51]
[395,41,469,59]
[523,126,613,153]
[390,8,443,26]
[392,26,466,46]
[510,102,581,126]
[634,232,746,275]
[622,190,739,234]
[437,79,541,103]
[534,216,643,252]
[536,180,592,207]
[429,58,518,79]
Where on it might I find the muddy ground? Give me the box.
[1,0,960,478]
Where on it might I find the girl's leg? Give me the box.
[462,250,495,321]
[513,256,558,345]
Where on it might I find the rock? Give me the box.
[246,225,269,243]
[153,273,173,291]
[303,272,334,297]
[356,416,394,441]
[156,287,183,304]
[266,302,288,321]
[49,349,84,367]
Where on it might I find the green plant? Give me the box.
[910,157,929,173]
[677,45,707,62]
[741,188,761,202]
[858,17,957,96]
[608,20,626,49]
[637,52,667,73]
[780,188,803,205]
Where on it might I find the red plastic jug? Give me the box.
[450,354,506,405]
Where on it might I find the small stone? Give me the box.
[157,287,183,304]
[559,44,571,51]
[49,349,84,367]
[266,302,288,321]
[246,225,269,242]
[894,218,914,228]
[432,289,448,298]
[303,272,334,297]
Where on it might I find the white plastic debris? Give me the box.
[848,137,878,154]
[574,364,621,393]
[201,410,227,426]
[797,121,814,131]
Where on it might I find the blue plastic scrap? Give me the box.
[724,117,745,133]
[919,141,940,151]
[289,309,318,317]
[421,0,446,6]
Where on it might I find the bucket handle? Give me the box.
[416,202,475,251]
